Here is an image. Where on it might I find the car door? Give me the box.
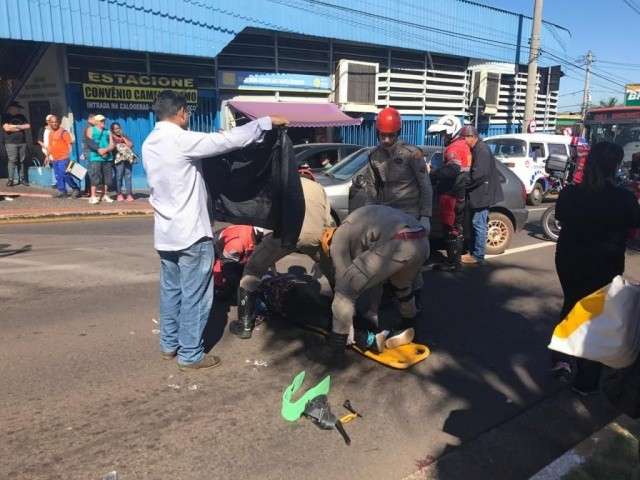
[339,145,360,161]
[300,147,340,170]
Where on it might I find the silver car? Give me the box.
[314,146,443,224]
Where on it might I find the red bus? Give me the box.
[584,106,640,167]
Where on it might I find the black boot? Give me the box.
[308,332,348,367]
[433,236,462,272]
[236,287,257,339]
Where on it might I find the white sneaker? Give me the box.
[385,327,415,350]
[102,195,114,203]
[88,196,100,204]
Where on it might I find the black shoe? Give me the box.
[571,385,600,397]
[71,189,81,199]
[235,287,257,339]
[551,361,572,383]
[307,332,348,368]
[6,180,15,187]
[21,181,29,187]
[433,261,459,272]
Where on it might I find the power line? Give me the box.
[597,60,640,67]
[558,89,584,96]
[541,49,627,88]
[297,0,523,50]
[623,0,640,15]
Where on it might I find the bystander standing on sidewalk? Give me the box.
[45,115,80,198]
[461,126,503,265]
[2,101,31,187]
[37,115,58,189]
[110,122,136,202]
[86,114,114,204]
[142,90,287,370]
[81,113,96,196]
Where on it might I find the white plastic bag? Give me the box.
[548,276,640,369]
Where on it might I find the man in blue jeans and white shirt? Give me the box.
[142,90,288,370]
[460,126,503,265]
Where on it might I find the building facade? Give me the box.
[0,0,570,187]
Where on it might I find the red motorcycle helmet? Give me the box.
[376,107,401,134]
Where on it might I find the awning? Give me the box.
[228,101,362,128]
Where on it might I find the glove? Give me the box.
[419,216,431,233]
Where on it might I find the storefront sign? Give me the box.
[625,84,640,107]
[82,72,198,111]
[219,70,331,92]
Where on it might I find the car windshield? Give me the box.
[485,139,527,159]
[324,148,370,180]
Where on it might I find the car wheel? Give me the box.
[485,212,514,255]
[527,183,543,206]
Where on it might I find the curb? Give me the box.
[400,388,617,480]
[529,416,635,480]
[0,209,153,223]
[0,191,54,199]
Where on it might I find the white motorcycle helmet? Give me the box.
[427,115,462,138]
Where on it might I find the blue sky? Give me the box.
[483,0,640,111]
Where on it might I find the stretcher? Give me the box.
[351,342,430,369]
[258,274,431,369]
[304,324,430,370]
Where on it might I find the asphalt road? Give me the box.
[1,208,638,480]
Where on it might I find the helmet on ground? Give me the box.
[427,115,462,137]
[321,227,337,257]
[376,107,402,134]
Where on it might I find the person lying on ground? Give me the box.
[234,176,333,339]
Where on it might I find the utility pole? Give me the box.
[580,50,594,120]
[524,0,543,133]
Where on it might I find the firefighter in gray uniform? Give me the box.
[310,204,429,366]
[362,107,432,308]
[235,176,333,339]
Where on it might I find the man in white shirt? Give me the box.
[142,90,287,370]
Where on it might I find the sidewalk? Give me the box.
[0,183,153,222]
[530,415,639,480]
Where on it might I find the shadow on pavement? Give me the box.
[0,243,32,257]
[235,254,615,479]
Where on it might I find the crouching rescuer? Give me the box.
[312,205,430,367]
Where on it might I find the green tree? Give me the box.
[599,97,619,107]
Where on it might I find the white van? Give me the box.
[484,133,572,205]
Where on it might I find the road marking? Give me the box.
[527,207,549,212]
[486,241,555,258]
[423,241,555,271]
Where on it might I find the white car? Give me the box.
[485,133,571,205]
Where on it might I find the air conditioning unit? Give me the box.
[470,70,501,115]
[335,59,379,112]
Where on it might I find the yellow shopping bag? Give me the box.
[552,287,607,340]
[549,276,640,369]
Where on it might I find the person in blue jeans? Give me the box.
[460,126,503,264]
[142,90,288,370]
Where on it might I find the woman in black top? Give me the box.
[552,141,640,394]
